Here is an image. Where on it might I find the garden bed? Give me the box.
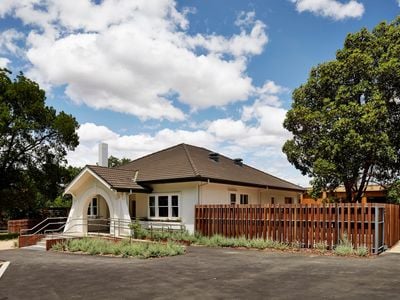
[51,237,185,259]
[130,223,370,258]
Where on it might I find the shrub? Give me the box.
[51,242,64,251]
[52,237,185,259]
[129,219,148,239]
[334,234,354,256]
[355,246,369,257]
[0,233,19,241]
[314,241,328,253]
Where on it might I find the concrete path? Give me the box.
[387,241,400,253]
[1,246,400,299]
[0,239,17,251]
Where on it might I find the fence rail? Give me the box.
[195,203,400,254]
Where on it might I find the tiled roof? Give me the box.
[105,143,305,191]
[87,165,149,192]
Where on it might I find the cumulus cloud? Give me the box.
[0,1,268,120]
[0,57,10,68]
[0,29,25,56]
[291,0,365,20]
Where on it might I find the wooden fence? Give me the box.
[195,203,400,254]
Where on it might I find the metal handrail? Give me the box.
[21,217,185,239]
[20,217,68,235]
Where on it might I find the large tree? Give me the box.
[0,69,79,218]
[283,18,400,202]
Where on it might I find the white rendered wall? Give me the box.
[199,182,262,205]
[64,174,130,237]
[260,189,302,204]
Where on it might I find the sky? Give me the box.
[0,0,399,187]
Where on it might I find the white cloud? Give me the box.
[77,122,119,142]
[0,29,24,56]
[0,1,268,121]
[66,79,309,186]
[0,57,10,68]
[291,0,365,20]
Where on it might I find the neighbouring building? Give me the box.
[64,143,305,236]
[302,185,387,204]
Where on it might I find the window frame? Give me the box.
[148,193,181,220]
[240,194,249,205]
[87,197,98,218]
[230,193,237,205]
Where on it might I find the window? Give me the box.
[230,193,236,205]
[87,198,98,217]
[158,196,169,217]
[171,195,179,217]
[284,197,292,204]
[240,194,249,205]
[271,197,275,204]
[148,194,180,219]
[149,196,156,217]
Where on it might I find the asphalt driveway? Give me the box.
[0,246,399,300]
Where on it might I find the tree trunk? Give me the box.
[344,181,353,202]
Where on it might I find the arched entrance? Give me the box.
[85,194,111,233]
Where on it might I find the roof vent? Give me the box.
[233,158,243,166]
[208,152,219,162]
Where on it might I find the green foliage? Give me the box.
[333,234,369,256]
[314,241,328,253]
[0,232,19,240]
[283,18,400,202]
[0,69,79,218]
[355,246,369,257]
[129,219,149,239]
[193,234,289,250]
[387,180,400,204]
[108,155,132,168]
[52,238,185,258]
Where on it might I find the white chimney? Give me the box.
[98,143,108,167]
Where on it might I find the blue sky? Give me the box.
[0,0,399,186]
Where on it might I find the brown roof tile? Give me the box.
[87,165,149,192]
[112,143,304,191]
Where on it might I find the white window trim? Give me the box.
[148,193,181,220]
[229,192,249,205]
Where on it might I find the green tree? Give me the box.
[387,180,400,204]
[0,69,79,218]
[283,18,400,202]
[108,155,131,168]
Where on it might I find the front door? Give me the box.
[130,200,136,219]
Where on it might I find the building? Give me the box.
[64,143,305,236]
[302,185,387,204]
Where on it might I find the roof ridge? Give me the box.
[182,144,200,176]
[116,143,185,169]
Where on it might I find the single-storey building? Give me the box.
[64,143,304,236]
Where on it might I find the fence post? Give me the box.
[382,205,385,251]
[374,205,379,255]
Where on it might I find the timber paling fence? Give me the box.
[195,203,400,254]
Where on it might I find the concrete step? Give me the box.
[21,244,46,251]
[36,241,46,246]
